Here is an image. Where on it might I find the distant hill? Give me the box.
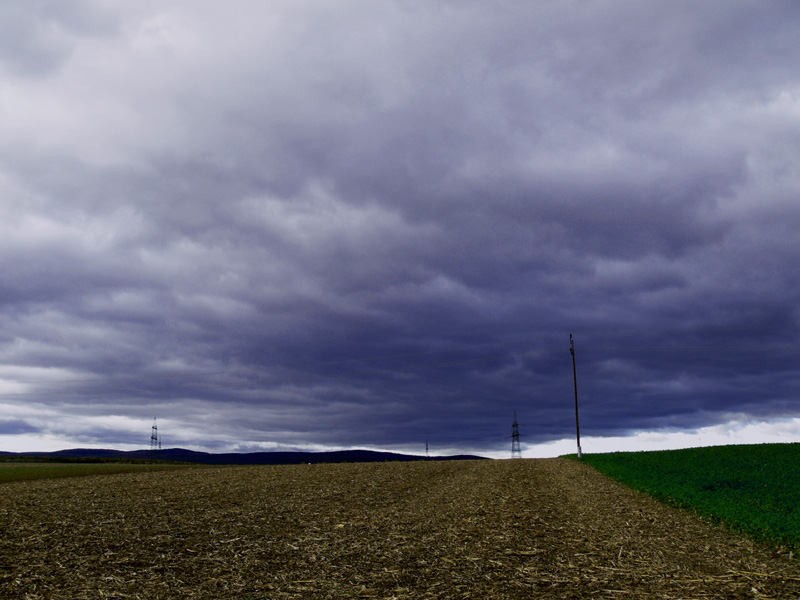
[0,447,488,465]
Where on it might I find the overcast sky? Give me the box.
[1,1,799,458]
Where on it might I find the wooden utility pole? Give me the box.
[570,334,583,459]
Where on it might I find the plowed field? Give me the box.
[2,458,800,599]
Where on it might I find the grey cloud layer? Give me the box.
[1,1,799,452]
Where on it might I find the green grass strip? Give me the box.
[569,443,800,550]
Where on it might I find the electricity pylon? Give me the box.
[511,411,522,459]
[150,417,160,460]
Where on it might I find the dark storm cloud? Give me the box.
[1,1,799,454]
[0,420,37,435]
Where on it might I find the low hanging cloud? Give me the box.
[0,0,799,455]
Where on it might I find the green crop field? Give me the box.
[571,443,800,550]
[0,461,190,484]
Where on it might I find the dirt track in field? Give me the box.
[2,459,800,600]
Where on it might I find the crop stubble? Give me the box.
[2,458,799,599]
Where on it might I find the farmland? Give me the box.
[575,443,800,551]
[0,460,190,484]
[2,459,800,599]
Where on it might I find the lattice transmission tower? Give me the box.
[510,411,522,459]
[150,417,160,460]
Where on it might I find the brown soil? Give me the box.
[1,458,799,599]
